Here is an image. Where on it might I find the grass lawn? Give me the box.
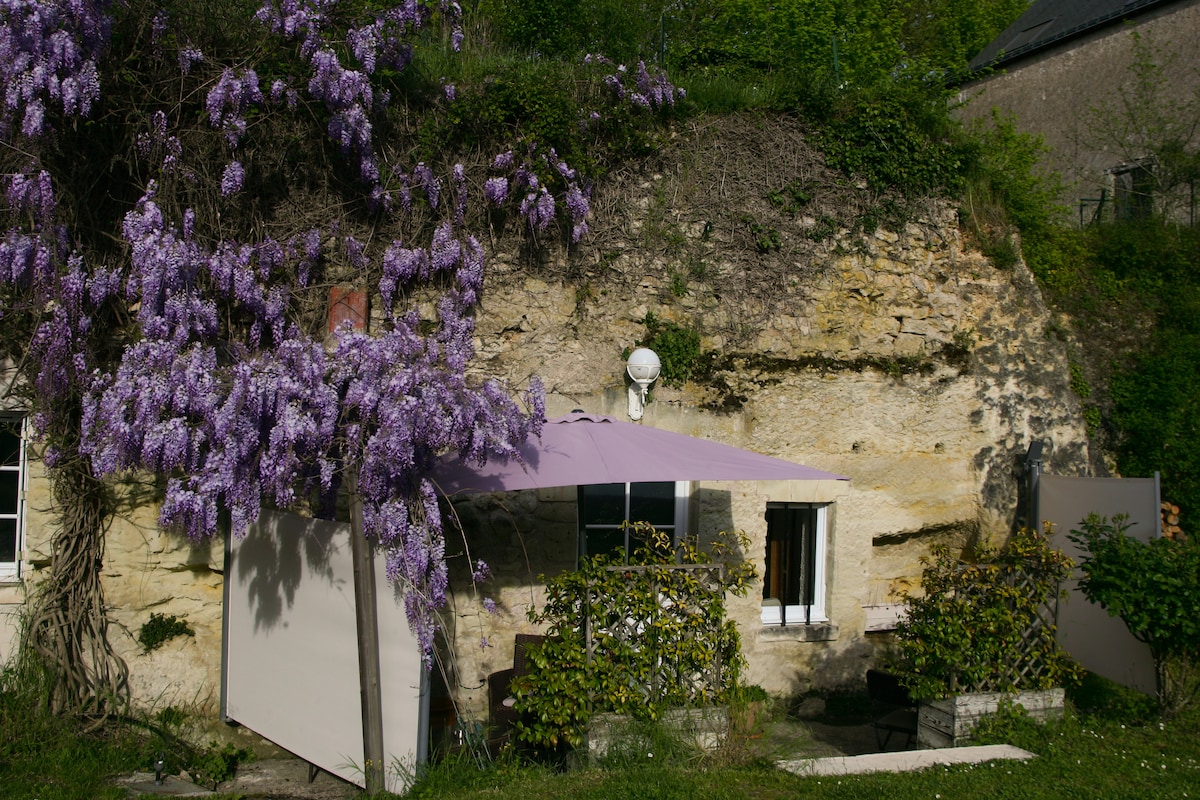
[405,681,1200,800]
[404,714,1200,799]
[4,673,1198,800]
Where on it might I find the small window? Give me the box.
[761,503,828,625]
[0,415,26,582]
[577,482,689,560]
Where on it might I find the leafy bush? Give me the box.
[1069,515,1200,715]
[816,89,974,197]
[1110,332,1200,520]
[511,524,755,751]
[1068,670,1157,725]
[638,313,703,387]
[189,741,251,790]
[891,527,1081,700]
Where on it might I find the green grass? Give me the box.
[0,694,148,800]
[0,656,232,800]
[6,668,1198,800]
[402,709,1200,799]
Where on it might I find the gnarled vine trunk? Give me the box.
[26,449,128,718]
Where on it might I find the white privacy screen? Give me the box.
[223,509,426,792]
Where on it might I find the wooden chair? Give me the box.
[866,668,918,750]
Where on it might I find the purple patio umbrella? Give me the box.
[433,411,848,493]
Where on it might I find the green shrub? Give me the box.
[1069,515,1200,716]
[637,312,703,387]
[816,87,973,197]
[189,741,250,790]
[891,527,1082,700]
[511,525,755,751]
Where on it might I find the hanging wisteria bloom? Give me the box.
[484,176,508,205]
[0,0,111,137]
[1,0,682,675]
[220,161,246,196]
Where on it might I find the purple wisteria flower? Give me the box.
[178,47,204,74]
[598,59,683,111]
[206,68,264,147]
[483,177,508,205]
[413,163,440,208]
[152,10,169,43]
[0,0,110,136]
[2,0,560,671]
[220,161,246,196]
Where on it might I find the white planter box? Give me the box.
[586,707,729,760]
[917,688,1065,748]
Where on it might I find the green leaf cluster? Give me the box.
[1069,515,1200,714]
[137,613,194,652]
[479,0,673,63]
[637,313,703,388]
[892,528,1081,700]
[510,524,755,750]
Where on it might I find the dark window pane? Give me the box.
[585,528,625,559]
[0,519,16,562]
[763,506,815,605]
[0,426,19,467]
[0,473,17,514]
[580,484,625,525]
[629,482,674,525]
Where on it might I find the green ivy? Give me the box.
[638,312,702,387]
[816,90,972,197]
[891,528,1081,700]
[510,525,756,751]
[137,613,194,652]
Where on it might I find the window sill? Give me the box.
[758,621,839,643]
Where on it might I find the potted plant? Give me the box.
[889,527,1081,746]
[510,524,756,761]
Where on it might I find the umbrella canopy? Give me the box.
[433,411,848,493]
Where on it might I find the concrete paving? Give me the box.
[778,743,1037,777]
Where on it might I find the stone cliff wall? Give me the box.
[3,114,1094,723]
[440,115,1094,715]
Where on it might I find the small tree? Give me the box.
[1069,514,1200,716]
[892,527,1080,700]
[511,523,755,751]
[1080,31,1200,222]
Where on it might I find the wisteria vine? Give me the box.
[1,0,683,665]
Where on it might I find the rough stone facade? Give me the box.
[957,0,1200,224]
[1,115,1094,727]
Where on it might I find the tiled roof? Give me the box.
[969,0,1182,72]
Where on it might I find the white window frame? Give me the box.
[577,481,690,561]
[760,503,828,626]
[0,414,27,582]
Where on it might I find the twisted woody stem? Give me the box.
[26,440,128,720]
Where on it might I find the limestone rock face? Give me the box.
[9,114,1093,716]
[448,117,1091,707]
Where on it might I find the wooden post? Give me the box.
[328,287,384,794]
[348,468,386,795]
